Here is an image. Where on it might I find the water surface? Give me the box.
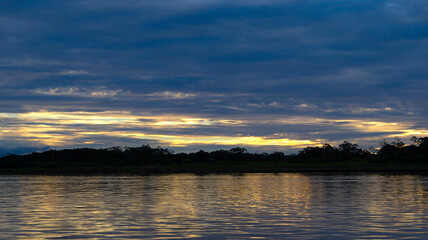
[0,174,427,239]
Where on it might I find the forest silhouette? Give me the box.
[0,136,427,174]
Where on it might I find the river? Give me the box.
[0,174,426,239]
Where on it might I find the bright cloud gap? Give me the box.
[0,110,426,152]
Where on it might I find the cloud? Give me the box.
[32,87,121,98]
[59,70,88,75]
[296,104,317,110]
[0,110,426,152]
[0,0,427,152]
[350,107,395,114]
[145,91,197,100]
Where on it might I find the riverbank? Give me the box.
[1,162,427,175]
[1,141,427,175]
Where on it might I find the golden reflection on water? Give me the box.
[14,176,118,240]
[0,174,426,239]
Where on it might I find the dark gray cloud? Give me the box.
[1,0,427,153]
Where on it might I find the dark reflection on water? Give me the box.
[0,174,427,239]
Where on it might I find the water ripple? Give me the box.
[0,174,427,239]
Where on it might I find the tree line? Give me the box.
[0,136,427,170]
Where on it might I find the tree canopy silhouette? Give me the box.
[0,136,426,173]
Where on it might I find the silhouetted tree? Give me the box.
[298,144,340,162]
[378,137,405,158]
[391,137,405,148]
[229,147,247,154]
[338,141,362,160]
[338,141,361,154]
[1,137,427,173]
[193,150,210,163]
[411,136,428,147]
[366,146,378,154]
[269,151,285,162]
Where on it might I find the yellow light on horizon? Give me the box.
[0,110,427,149]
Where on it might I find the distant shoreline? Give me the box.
[2,163,427,175]
[1,138,427,175]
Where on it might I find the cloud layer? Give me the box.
[1,0,427,153]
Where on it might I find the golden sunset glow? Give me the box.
[0,110,426,149]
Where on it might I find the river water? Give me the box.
[0,174,426,239]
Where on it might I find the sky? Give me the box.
[1,0,427,154]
